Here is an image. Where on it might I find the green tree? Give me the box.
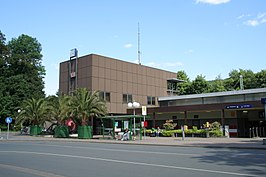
[71,88,107,126]
[209,75,226,92]
[46,94,72,125]
[0,31,10,120]
[187,75,210,94]
[176,70,190,95]
[0,32,45,123]
[224,69,256,90]
[255,70,266,88]
[16,98,50,126]
[7,34,45,98]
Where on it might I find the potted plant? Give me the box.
[71,88,107,139]
[46,94,72,138]
[16,98,49,136]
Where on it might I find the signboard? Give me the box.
[5,117,12,140]
[5,117,12,124]
[70,48,78,58]
[124,121,129,129]
[142,106,147,116]
[225,104,252,109]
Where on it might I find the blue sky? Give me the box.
[1,0,266,96]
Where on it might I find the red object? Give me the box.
[144,121,148,128]
[65,119,76,131]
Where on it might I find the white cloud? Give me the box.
[243,12,266,27]
[124,43,133,48]
[245,20,259,27]
[237,14,251,20]
[196,0,230,5]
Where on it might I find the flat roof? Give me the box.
[167,78,185,83]
[158,88,266,102]
[99,115,150,119]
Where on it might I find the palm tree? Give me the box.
[71,88,107,138]
[16,98,49,135]
[46,94,73,137]
[46,94,72,125]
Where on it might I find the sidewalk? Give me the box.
[1,132,266,150]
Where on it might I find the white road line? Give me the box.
[0,150,259,177]
[0,163,66,177]
[25,143,200,157]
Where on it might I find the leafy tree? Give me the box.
[224,69,256,90]
[71,88,107,126]
[16,98,50,126]
[255,70,266,88]
[187,75,210,94]
[0,32,45,123]
[7,34,45,97]
[209,75,226,92]
[176,70,191,95]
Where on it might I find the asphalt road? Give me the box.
[0,141,266,177]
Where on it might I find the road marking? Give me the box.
[0,163,66,177]
[0,150,259,177]
[26,143,201,157]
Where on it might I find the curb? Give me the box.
[1,136,266,150]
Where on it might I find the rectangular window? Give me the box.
[147,96,156,105]
[99,91,104,101]
[105,92,110,102]
[99,91,110,102]
[152,97,156,105]
[123,94,128,104]
[147,96,151,105]
[123,94,132,103]
[128,94,132,103]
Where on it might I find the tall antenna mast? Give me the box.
[138,22,141,65]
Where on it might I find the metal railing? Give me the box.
[249,127,266,138]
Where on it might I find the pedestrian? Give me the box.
[156,127,160,137]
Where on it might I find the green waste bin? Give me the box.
[30,125,42,136]
[78,126,92,139]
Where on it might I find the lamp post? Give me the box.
[128,101,140,135]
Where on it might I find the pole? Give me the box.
[181,125,185,141]
[144,116,146,139]
[7,123,10,140]
[264,104,266,121]
[133,109,136,136]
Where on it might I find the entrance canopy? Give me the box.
[100,115,150,120]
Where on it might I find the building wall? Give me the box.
[59,54,176,114]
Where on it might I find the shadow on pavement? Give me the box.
[191,146,266,176]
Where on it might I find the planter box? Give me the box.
[78,126,92,139]
[30,125,42,136]
[54,125,69,138]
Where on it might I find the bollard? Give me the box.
[256,127,259,138]
[263,139,266,145]
[249,128,252,138]
[252,127,255,138]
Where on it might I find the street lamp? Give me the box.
[128,101,140,135]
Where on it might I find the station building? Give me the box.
[130,88,266,137]
[59,53,177,114]
[59,51,266,137]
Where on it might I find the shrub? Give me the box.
[163,120,177,130]
[209,130,223,137]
